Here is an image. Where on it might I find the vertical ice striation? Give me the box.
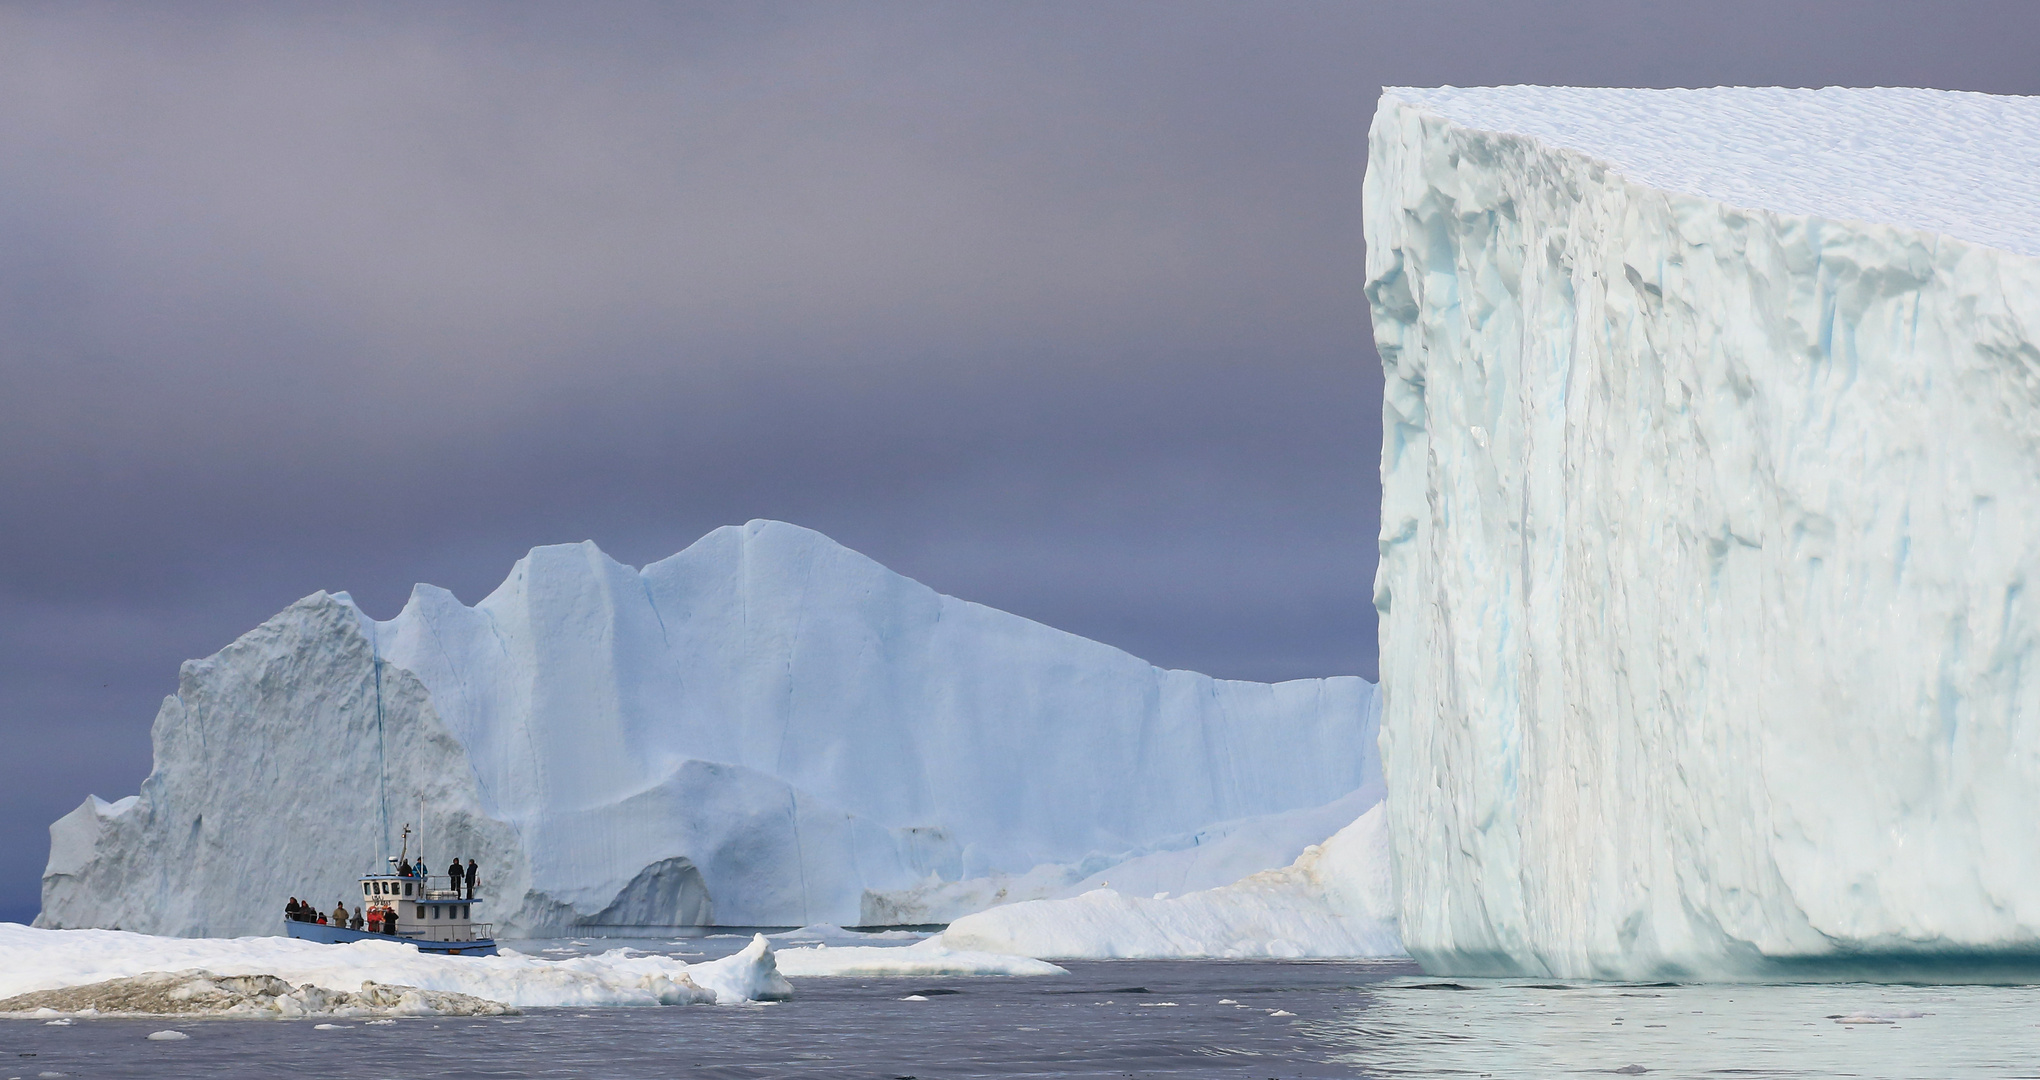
[40,520,1379,937]
[1366,86,2040,978]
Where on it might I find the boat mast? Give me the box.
[373,643,390,868]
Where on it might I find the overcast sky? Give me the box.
[4,1,2038,923]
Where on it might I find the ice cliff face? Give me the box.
[41,520,1379,937]
[1366,86,2040,979]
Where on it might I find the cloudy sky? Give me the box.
[4,1,2038,922]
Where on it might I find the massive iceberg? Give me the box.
[1367,86,2040,978]
[40,520,1380,938]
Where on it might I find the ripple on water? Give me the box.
[1311,978,2040,1079]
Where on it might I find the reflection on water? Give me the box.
[1313,978,2040,1079]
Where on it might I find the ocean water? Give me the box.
[0,957,1406,1079]
[1315,976,2040,1079]
[5,954,2037,1078]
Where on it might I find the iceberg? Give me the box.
[938,805,1400,959]
[39,520,1380,938]
[1366,87,2040,978]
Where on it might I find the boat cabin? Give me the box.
[359,872,491,943]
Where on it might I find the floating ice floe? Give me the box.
[774,936,1064,978]
[0,923,788,1012]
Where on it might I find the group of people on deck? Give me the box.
[282,856,479,937]
[286,895,392,933]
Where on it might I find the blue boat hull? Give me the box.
[284,920,497,956]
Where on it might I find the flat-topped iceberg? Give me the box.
[39,520,1380,938]
[1367,86,2040,979]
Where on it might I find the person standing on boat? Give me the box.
[397,857,413,878]
[332,901,349,927]
[286,897,302,921]
[351,908,365,931]
[466,857,479,900]
[446,856,462,891]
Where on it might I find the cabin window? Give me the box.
[461,905,469,919]
[404,882,412,897]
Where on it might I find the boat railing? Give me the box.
[398,922,494,942]
[404,874,475,900]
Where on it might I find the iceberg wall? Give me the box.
[1366,86,2040,979]
[41,520,1380,937]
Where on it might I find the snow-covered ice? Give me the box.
[938,807,1400,959]
[38,520,1380,937]
[1384,87,2040,259]
[0,923,795,1010]
[0,922,1062,1017]
[1367,86,2040,978]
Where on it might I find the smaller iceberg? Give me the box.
[938,807,1402,959]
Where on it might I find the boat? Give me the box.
[284,825,497,956]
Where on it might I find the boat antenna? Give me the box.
[399,823,410,865]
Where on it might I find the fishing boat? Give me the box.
[284,826,497,956]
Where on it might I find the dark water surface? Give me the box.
[0,959,1416,1079]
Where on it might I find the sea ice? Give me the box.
[0,923,789,1009]
[1367,86,2040,978]
[39,520,1380,937]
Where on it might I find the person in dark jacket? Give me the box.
[446,858,462,889]
[350,909,365,931]
[397,858,413,877]
[465,858,478,900]
[286,897,302,921]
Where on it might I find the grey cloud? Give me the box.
[4,0,2038,921]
